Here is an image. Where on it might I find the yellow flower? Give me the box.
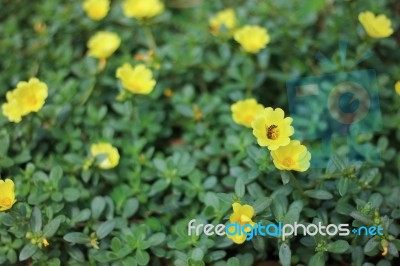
[251,107,294,150]
[42,238,50,247]
[271,140,311,172]
[116,63,156,94]
[164,88,173,97]
[0,179,17,212]
[231,99,264,128]
[193,104,203,121]
[227,203,255,244]
[358,11,393,39]
[395,81,400,95]
[2,78,48,123]
[83,0,110,21]
[209,8,236,35]
[90,143,120,169]
[87,31,121,60]
[2,94,23,123]
[122,0,164,20]
[234,25,270,54]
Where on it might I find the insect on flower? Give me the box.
[266,124,279,140]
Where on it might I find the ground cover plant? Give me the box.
[0,0,400,265]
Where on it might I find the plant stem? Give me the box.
[289,171,304,194]
[143,26,157,51]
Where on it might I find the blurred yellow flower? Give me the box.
[0,179,17,212]
[209,8,236,35]
[90,143,120,169]
[395,81,400,95]
[358,11,393,39]
[42,238,50,247]
[87,31,121,59]
[227,203,255,244]
[164,88,173,97]
[116,63,156,94]
[34,21,47,34]
[271,140,311,172]
[83,0,110,21]
[193,104,203,121]
[2,78,48,123]
[234,25,270,53]
[231,99,264,128]
[122,0,164,20]
[251,107,294,150]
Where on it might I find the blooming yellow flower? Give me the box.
[234,25,270,53]
[0,179,17,212]
[395,81,400,95]
[90,143,120,169]
[83,0,110,21]
[358,11,393,39]
[2,78,48,123]
[87,31,121,60]
[227,203,255,244]
[116,63,156,94]
[271,140,311,172]
[231,99,264,128]
[251,107,294,150]
[122,0,164,20]
[209,8,236,36]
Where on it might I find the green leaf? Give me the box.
[91,196,106,219]
[6,249,17,264]
[0,157,13,167]
[63,187,80,202]
[19,243,38,261]
[279,243,291,266]
[153,158,167,173]
[147,233,166,246]
[67,247,85,263]
[364,238,378,254]
[338,177,349,196]
[234,178,245,197]
[281,171,291,185]
[309,252,325,266]
[304,190,333,200]
[44,216,63,237]
[149,179,169,196]
[96,220,116,239]
[327,240,350,254]
[253,196,272,214]
[63,232,90,244]
[73,209,92,223]
[135,249,150,266]
[30,206,42,233]
[122,198,139,218]
[49,165,63,181]
[0,133,10,155]
[350,211,373,225]
[331,153,346,171]
[227,257,240,266]
[191,248,204,260]
[204,192,220,209]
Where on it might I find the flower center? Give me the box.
[245,115,254,124]
[129,81,138,89]
[27,94,38,106]
[282,158,295,167]
[266,124,279,140]
[0,197,12,207]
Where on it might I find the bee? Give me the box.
[266,125,278,140]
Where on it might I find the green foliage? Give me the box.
[0,0,400,265]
